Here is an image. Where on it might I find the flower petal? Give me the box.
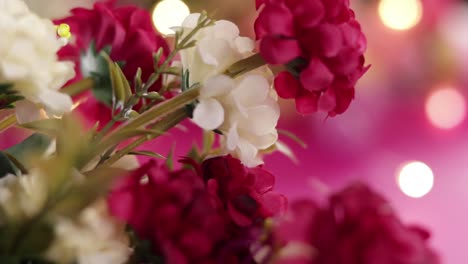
[259,36,302,64]
[192,98,224,130]
[233,74,270,107]
[299,58,334,92]
[274,71,300,99]
[201,74,235,98]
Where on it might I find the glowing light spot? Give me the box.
[152,0,190,35]
[378,0,423,30]
[425,87,466,129]
[397,161,434,198]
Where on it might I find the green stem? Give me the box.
[102,107,188,166]
[224,53,267,78]
[61,77,94,96]
[0,113,16,132]
[121,86,199,131]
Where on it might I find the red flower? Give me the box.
[254,0,369,116]
[202,155,288,227]
[108,159,270,263]
[55,1,169,127]
[272,183,439,264]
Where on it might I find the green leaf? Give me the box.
[80,41,113,106]
[0,152,18,178]
[128,151,165,159]
[6,134,51,167]
[166,145,175,170]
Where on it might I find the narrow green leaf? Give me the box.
[128,151,165,159]
[6,133,51,167]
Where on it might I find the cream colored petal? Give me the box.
[192,98,225,130]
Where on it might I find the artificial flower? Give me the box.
[202,155,288,227]
[55,1,169,127]
[179,13,256,84]
[193,73,280,167]
[0,171,48,221]
[255,0,369,116]
[0,0,75,122]
[271,183,439,264]
[179,13,279,166]
[46,199,131,264]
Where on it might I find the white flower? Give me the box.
[0,170,48,221]
[46,200,131,264]
[193,73,280,167]
[0,0,75,123]
[179,13,255,84]
[179,13,279,166]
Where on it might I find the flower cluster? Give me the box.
[255,0,369,115]
[108,156,285,263]
[0,0,75,122]
[271,183,439,264]
[180,14,280,166]
[55,1,169,126]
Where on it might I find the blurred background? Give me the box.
[21,0,468,262]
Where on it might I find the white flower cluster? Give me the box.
[46,200,131,264]
[180,14,280,167]
[0,0,75,122]
[0,171,48,221]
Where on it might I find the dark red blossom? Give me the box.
[255,0,369,116]
[202,155,288,227]
[55,1,169,127]
[272,183,439,264]
[107,157,286,263]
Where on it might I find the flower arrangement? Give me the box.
[0,0,439,264]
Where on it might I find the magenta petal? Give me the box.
[287,0,325,28]
[274,71,300,99]
[300,58,334,92]
[316,23,343,57]
[255,4,295,38]
[260,36,302,64]
[295,90,319,114]
[228,202,253,227]
[256,0,265,9]
[262,192,288,216]
[250,167,275,193]
[318,88,337,112]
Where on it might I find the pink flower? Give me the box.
[254,0,369,116]
[272,183,439,264]
[55,1,169,127]
[202,155,288,227]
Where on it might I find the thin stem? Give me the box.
[121,86,199,131]
[61,77,94,96]
[102,108,188,166]
[0,113,16,132]
[224,53,267,78]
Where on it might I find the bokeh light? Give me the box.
[425,87,466,130]
[152,0,190,35]
[397,161,434,198]
[378,0,423,30]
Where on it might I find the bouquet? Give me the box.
[0,0,439,263]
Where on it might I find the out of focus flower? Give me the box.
[202,155,287,227]
[0,0,75,121]
[46,200,131,264]
[108,157,285,263]
[271,183,439,264]
[55,1,169,127]
[179,13,255,84]
[108,160,227,263]
[255,0,368,116]
[0,171,48,221]
[193,74,279,167]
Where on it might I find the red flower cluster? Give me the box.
[107,156,287,263]
[55,1,169,126]
[272,183,439,264]
[202,155,288,227]
[255,0,369,116]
